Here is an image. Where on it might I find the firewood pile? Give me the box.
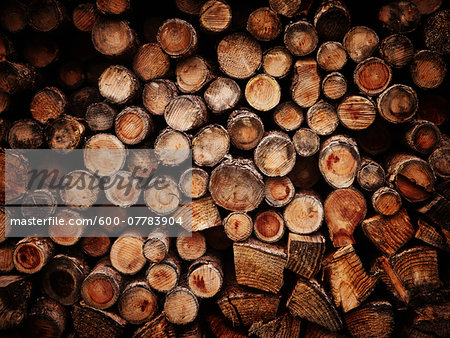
[0,0,449,337]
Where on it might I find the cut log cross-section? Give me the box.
[291,58,321,108]
[157,18,198,58]
[247,7,281,41]
[96,0,130,16]
[307,100,339,136]
[323,245,378,312]
[322,72,347,100]
[286,232,325,278]
[72,3,98,32]
[27,0,65,32]
[343,26,379,63]
[7,119,44,149]
[357,157,385,192]
[284,191,323,234]
[179,167,209,199]
[337,95,376,130]
[30,87,66,124]
[262,46,293,78]
[377,84,418,124]
[354,57,392,96]
[227,109,264,150]
[217,279,281,327]
[410,50,447,89]
[176,232,206,261]
[233,238,287,293]
[92,18,137,57]
[146,254,180,293]
[154,128,191,166]
[86,102,117,132]
[143,80,178,117]
[164,285,199,325]
[378,1,421,34]
[132,43,170,81]
[192,124,230,167]
[81,258,123,310]
[293,128,320,157]
[253,210,285,243]
[13,237,55,274]
[287,278,343,331]
[143,229,170,263]
[223,212,253,242]
[245,74,281,112]
[324,188,367,247]
[314,0,350,41]
[371,186,402,216]
[379,34,414,68]
[284,20,318,56]
[173,195,222,232]
[46,115,85,151]
[117,280,158,325]
[375,246,441,302]
[317,41,348,71]
[204,77,241,114]
[405,120,441,154]
[84,133,127,177]
[254,131,296,177]
[362,208,415,256]
[199,0,232,33]
[264,176,295,208]
[164,95,207,132]
[188,254,223,298]
[210,158,264,212]
[110,235,146,275]
[344,301,395,338]
[273,101,303,132]
[386,153,435,203]
[115,106,153,145]
[217,33,262,80]
[176,56,213,94]
[98,65,140,105]
[41,254,89,306]
[319,135,361,189]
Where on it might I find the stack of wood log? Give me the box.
[0,0,449,336]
